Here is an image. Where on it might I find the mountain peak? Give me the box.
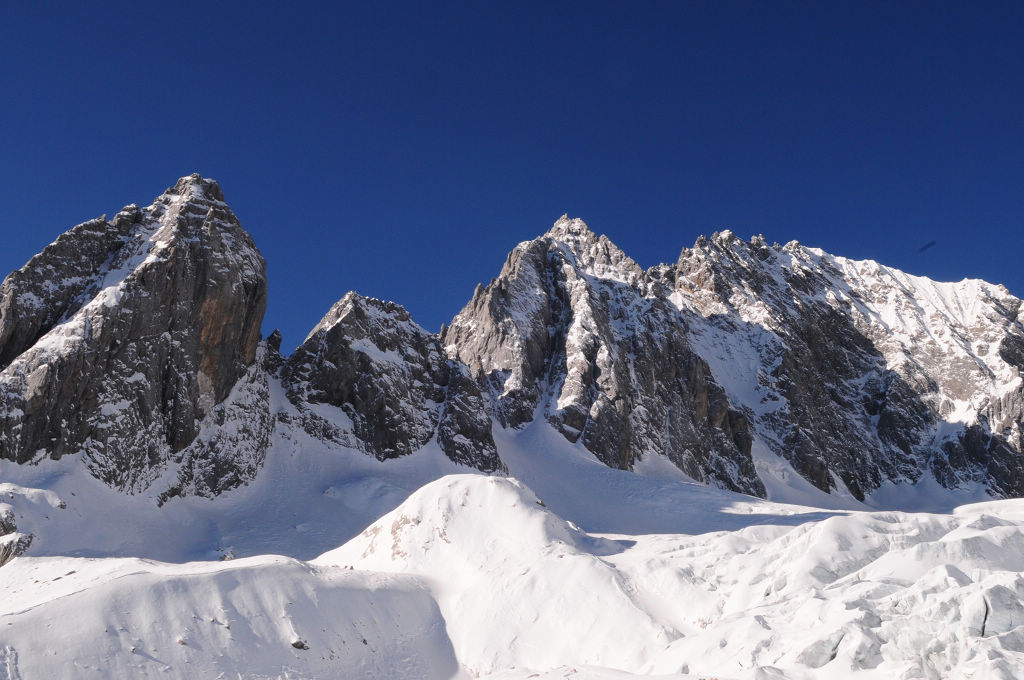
[536,215,645,287]
[166,173,225,203]
[692,230,757,253]
[0,175,267,494]
[711,229,738,244]
[305,291,416,344]
[545,214,594,240]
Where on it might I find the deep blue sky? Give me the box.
[2,2,1022,349]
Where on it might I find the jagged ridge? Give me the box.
[281,291,501,472]
[444,216,765,496]
[2,177,1023,509]
[669,230,1024,499]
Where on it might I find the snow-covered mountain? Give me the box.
[2,175,1024,679]
[443,214,1024,503]
[443,217,763,496]
[0,175,268,498]
[670,230,1024,501]
[5,176,1022,507]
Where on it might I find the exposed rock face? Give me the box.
[444,217,764,495]
[282,292,501,472]
[0,175,268,493]
[436,362,502,470]
[3,178,1023,504]
[0,216,132,369]
[670,231,1024,499]
[0,507,32,567]
[159,346,275,503]
[444,219,1024,500]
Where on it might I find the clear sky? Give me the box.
[2,2,1022,349]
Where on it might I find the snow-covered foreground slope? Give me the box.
[1,379,1022,679]
[4,447,1024,678]
[0,556,460,679]
[316,475,1024,679]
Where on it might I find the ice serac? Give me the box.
[671,231,1024,500]
[444,216,764,495]
[282,292,501,472]
[0,174,269,494]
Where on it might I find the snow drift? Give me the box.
[4,472,1024,678]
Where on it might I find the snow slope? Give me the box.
[1,555,461,679]
[316,475,1024,679]
[3,415,1024,679]
[4,472,1023,679]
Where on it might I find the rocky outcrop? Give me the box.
[282,292,501,472]
[0,215,132,370]
[436,362,502,469]
[158,344,275,503]
[0,507,32,566]
[4,176,1023,505]
[444,217,764,495]
[671,231,1024,499]
[0,174,268,493]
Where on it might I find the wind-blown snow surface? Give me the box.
[3,413,1024,678]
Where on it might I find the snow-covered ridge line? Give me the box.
[441,216,1024,502]
[4,177,1024,513]
[668,229,1024,501]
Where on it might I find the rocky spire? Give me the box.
[282,292,501,472]
[0,174,269,493]
[445,217,764,495]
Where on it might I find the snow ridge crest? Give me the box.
[3,177,1024,507]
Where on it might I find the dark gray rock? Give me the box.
[0,508,32,566]
[672,231,1024,499]
[282,292,500,471]
[445,217,764,495]
[267,328,283,353]
[0,532,32,567]
[159,345,274,503]
[0,212,134,370]
[441,237,554,430]
[283,292,448,457]
[0,174,269,494]
[437,362,502,472]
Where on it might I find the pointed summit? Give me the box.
[284,290,500,471]
[545,214,594,240]
[444,215,764,494]
[0,176,268,494]
[165,173,226,203]
[303,291,416,344]
[536,215,644,286]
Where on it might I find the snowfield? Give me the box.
[2,419,1024,679]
